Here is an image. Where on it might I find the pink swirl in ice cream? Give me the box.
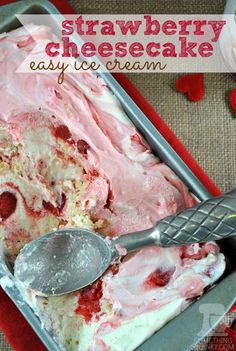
[0,26,225,351]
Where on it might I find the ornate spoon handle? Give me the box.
[113,189,236,254]
[157,189,236,247]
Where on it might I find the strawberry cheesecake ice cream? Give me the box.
[0,25,225,351]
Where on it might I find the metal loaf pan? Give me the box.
[0,1,235,351]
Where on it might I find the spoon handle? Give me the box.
[113,189,236,254]
[157,188,236,247]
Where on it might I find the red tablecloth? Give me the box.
[0,0,233,350]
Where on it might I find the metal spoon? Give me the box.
[14,188,236,296]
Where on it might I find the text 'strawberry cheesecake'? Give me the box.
[0,25,225,351]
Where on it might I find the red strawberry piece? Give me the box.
[176,73,205,102]
[54,90,63,100]
[0,191,17,219]
[110,264,119,275]
[229,89,236,116]
[105,188,114,209]
[144,268,174,289]
[77,140,90,155]
[43,193,66,216]
[17,36,34,48]
[54,125,72,141]
[75,279,103,323]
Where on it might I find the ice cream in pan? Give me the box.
[0,25,225,350]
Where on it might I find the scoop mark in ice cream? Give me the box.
[0,191,17,219]
[75,279,103,323]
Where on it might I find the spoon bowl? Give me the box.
[14,228,112,296]
[14,189,236,296]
